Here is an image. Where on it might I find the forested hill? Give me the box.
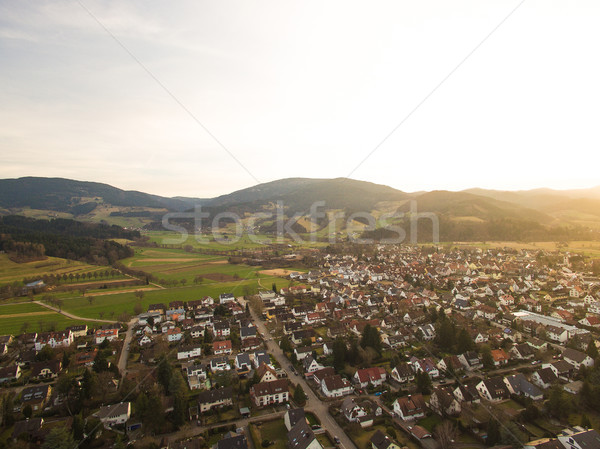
[0,216,137,264]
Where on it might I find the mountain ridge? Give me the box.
[1,176,600,234]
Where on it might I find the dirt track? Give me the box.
[259,269,296,276]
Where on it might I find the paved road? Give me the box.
[35,301,117,323]
[239,297,357,449]
[118,318,137,375]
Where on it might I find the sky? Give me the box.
[1,0,599,198]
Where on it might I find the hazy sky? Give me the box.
[1,1,599,198]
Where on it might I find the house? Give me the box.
[558,428,600,449]
[256,363,278,383]
[94,402,131,427]
[213,340,233,355]
[391,363,414,384]
[35,330,73,350]
[453,383,480,404]
[476,377,510,402]
[287,419,323,449]
[250,379,289,407]
[579,316,600,328]
[240,326,257,341]
[190,325,205,339]
[215,434,248,449]
[510,343,536,360]
[544,360,576,381]
[219,293,235,304]
[392,394,427,421]
[12,418,44,441]
[177,345,202,360]
[95,328,119,345]
[418,324,436,341]
[527,338,548,351]
[504,373,543,400]
[213,321,231,338]
[0,365,21,384]
[411,357,439,379]
[284,408,308,431]
[138,334,152,346]
[370,430,401,449]
[66,324,88,338]
[491,349,510,366]
[321,375,353,398]
[30,360,61,380]
[302,356,324,377]
[20,385,51,411]
[562,348,594,369]
[341,396,368,423]
[531,368,558,389]
[436,355,463,375]
[210,357,230,372]
[253,350,271,368]
[235,353,252,373]
[546,325,569,343]
[294,346,313,361]
[197,387,233,413]
[312,367,336,386]
[458,351,482,371]
[167,327,183,342]
[429,387,461,416]
[353,367,387,388]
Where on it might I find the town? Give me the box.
[1,243,600,449]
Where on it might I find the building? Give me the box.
[20,385,51,411]
[94,402,131,427]
[558,428,600,449]
[321,375,353,398]
[353,367,387,388]
[370,430,401,449]
[391,363,414,383]
[287,419,323,449]
[95,328,119,345]
[476,377,510,402]
[197,387,233,413]
[213,340,233,355]
[392,394,427,421]
[35,330,73,350]
[250,379,289,407]
[562,348,594,369]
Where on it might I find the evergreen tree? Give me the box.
[333,338,347,372]
[486,419,500,447]
[294,384,306,405]
[415,371,432,395]
[457,328,475,353]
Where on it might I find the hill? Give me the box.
[1,176,600,241]
[0,177,198,214]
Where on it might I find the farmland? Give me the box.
[0,237,299,332]
[0,253,111,286]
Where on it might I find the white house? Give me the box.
[94,402,131,427]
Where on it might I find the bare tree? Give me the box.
[435,420,458,449]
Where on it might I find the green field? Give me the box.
[0,254,110,286]
[122,246,294,287]
[57,277,290,320]
[144,230,328,250]
[0,309,97,335]
[0,302,47,315]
